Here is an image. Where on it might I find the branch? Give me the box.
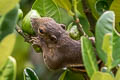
[81,0,97,34]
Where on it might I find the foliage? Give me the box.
[102,33,112,69]
[0,5,18,41]
[0,0,19,15]
[0,0,120,80]
[23,67,39,80]
[0,33,16,69]
[32,0,61,23]
[0,34,16,80]
[0,56,16,80]
[110,0,120,32]
[91,71,114,80]
[53,0,74,16]
[22,9,40,35]
[95,11,114,63]
[59,70,84,80]
[81,36,98,78]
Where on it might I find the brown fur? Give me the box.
[31,17,86,70]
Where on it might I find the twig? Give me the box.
[15,25,31,42]
[71,0,85,36]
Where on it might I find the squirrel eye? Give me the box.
[38,28,44,34]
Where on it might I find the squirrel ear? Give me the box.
[60,24,66,30]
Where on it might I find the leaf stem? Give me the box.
[71,0,85,36]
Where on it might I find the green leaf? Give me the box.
[53,0,74,16]
[77,0,87,17]
[59,70,84,80]
[101,24,120,68]
[102,33,112,56]
[76,1,93,36]
[0,56,16,80]
[95,0,109,15]
[22,9,40,35]
[32,0,61,23]
[76,11,93,36]
[18,9,23,21]
[59,8,73,26]
[0,0,19,15]
[81,36,98,78]
[91,71,114,80]
[0,5,18,41]
[59,71,67,80]
[12,35,30,80]
[115,68,120,80]
[112,29,120,67]
[106,0,113,6]
[24,67,39,80]
[102,33,113,69]
[95,11,115,63]
[67,22,73,31]
[86,0,99,19]
[0,33,16,69]
[110,0,120,32]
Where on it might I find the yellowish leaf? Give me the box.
[0,33,16,69]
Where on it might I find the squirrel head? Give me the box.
[31,17,66,44]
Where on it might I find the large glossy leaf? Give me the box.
[102,33,113,69]
[101,27,120,68]
[95,11,115,63]
[91,71,114,80]
[0,0,19,15]
[0,56,16,80]
[115,68,120,80]
[81,36,98,78]
[0,5,18,41]
[110,0,120,32]
[112,29,120,67]
[32,0,61,23]
[53,0,74,16]
[0,33,16,69]
[24,67,39,80]
[59,70,84,80]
